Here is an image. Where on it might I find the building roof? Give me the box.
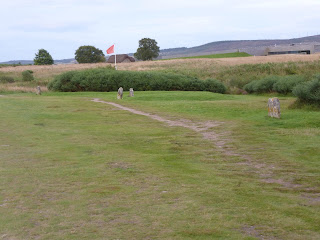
[107,54,135,63]
[267,44,314,52]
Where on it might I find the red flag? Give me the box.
[107,45,114,54]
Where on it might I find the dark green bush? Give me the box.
[244,76,279,93]
[203,79,227,94]
[0,75,15,83]
[48,68,226,93]
[293,75,320,105]
[273,75,305,94]
[243,81,256,93]
[22,70,34,81]
[252,76,279,93]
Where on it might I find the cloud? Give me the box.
[1,0,320,61]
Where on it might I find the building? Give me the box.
[107,54,135,63]
[265,44,315,55]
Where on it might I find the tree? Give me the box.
[75,45,106,63]
[134,38,160,61]
[34,49,54,65]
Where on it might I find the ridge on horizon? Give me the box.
[2,34,320,64]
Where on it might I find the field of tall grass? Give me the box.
[1,54,320,93]
[168,52,251,59]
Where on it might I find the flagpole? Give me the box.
[114,43,117,70]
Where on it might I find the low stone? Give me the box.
[117,87,123,99]
[36,86,41,95]
[268,97,280,118]
[129,88,134,97]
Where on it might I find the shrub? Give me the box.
[273,75,305,94]
[0,75,15,83]
[203,79,227,94]
[243,81,256,93]
[22,70,34,81]
[244,76,279,94]
[252,76,279,93]
[48,68,227,93]
[293,75,320,105]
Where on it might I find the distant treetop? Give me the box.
[75,45,106,63]
[34,49,54,65]
[134,38,160,61]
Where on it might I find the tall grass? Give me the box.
[1,55,320,93]
[170,52,251,59]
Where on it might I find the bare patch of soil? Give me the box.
[108,162,131,170]
[301,193,320,205]
[261,178,302,189]
[242,226,277,240]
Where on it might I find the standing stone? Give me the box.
[117,87,123,99]
[268,98,273,117]
[36,86,41,95]
[129,88,134,97]
[268,97,281,118]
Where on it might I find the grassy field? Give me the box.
[168,52,251,60]
[1,91,319,239]
[1,54,320,93]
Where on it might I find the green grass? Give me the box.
[173,52,251,59]
[0,91,319,239]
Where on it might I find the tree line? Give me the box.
[33,38,160,65]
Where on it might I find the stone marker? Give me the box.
[129,88,134,97]
[36,86,42,95]
[268,97,281,118]
[117,87,123,99]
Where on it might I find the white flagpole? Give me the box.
[114,43,117,70]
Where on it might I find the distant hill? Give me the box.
[0,60,34,65]
[2,35,320,64]
[54,58,77,64]
[157,35,320,59]
[0,58,77,65]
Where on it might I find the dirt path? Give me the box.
[92,98,226,148]
[91,98,318,195]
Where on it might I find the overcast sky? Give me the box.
[1,0,320,62]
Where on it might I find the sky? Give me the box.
[1,0,320,62]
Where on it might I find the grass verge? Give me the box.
[0,91,319,239]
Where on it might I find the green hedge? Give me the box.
[244,75,311,95]
[244,76,279,93]
[48,68,226,93]
[273,75,305,94]
[293,75,320,105]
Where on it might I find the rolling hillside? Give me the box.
[158,35,320,59]
[2,35,320,64]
